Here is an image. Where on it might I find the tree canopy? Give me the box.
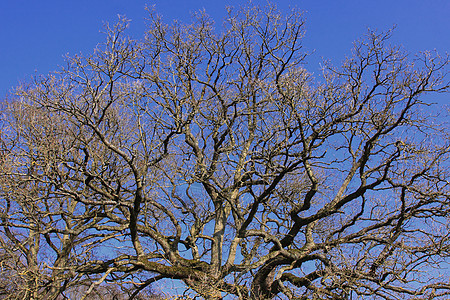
[1,4,449,299]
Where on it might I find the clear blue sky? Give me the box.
[1,0,449,98]
[0,1,448,296]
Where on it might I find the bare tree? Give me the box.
[1,3,449,299]
[0,98,162,298]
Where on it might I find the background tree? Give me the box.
[1,3,449,299]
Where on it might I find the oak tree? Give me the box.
[1,4,449,299]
